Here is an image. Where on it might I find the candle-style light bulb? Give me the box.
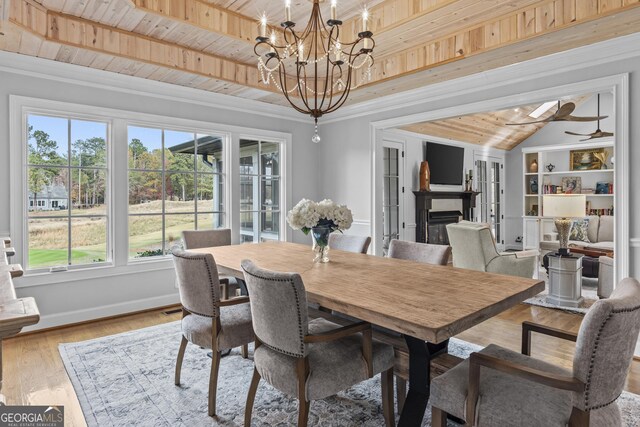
[362,7,369,32]
[335,40,342,61]
[269,31,277,53]
[331,0,337,20]
[260,13,267,38]
[298,42,304,60]
[285,0,292,22]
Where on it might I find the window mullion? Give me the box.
[67,118,72,266]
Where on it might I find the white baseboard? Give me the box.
[23,293,180,332]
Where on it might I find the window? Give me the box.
[26,114,109,270]
[128,126,225,259]
[239,139,281,243]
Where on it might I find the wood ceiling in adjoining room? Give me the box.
[400,95,591,151]
[0,0,639,109]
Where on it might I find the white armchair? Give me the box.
[446,221,538,279]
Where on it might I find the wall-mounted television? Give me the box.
[425,142,465,185]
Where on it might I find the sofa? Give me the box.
[539,215,614,256]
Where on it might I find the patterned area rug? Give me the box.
[59,321,640,426]
[524,272,599,314]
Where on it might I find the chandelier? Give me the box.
[254,0,375,143]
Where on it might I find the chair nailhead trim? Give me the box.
[173,252,220,318]
[583,304,640,410]
[242,266,307,358]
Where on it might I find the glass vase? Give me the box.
[311,226,332,263]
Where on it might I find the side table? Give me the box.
[547,253,584,308]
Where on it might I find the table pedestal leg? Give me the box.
[398,336,449,427]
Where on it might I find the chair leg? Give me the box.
[381,368,395,427]
[244,367,261,427]
[569,407,590,426]
[297,399,310,427]
[208,351,221,417]
[174,336,188,386]
[241,343,249,359]
[431,407,448,427]
[395,376,407,414]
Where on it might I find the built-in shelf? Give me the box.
[525,194,538,197]
[542,169,614,175]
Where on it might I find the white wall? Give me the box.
[504,93,615,247]
[0,55,319,329]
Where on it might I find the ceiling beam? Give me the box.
[351,0,640,90]
[6,0,296,94]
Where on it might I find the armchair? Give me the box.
[431,277,640,426]
[241,260,396,427]
[446,221,538,278]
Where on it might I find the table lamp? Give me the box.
[543,194,586,256]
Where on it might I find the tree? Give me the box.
[28,126,65,211]
[129,138,147,169]
[72,137,107,209]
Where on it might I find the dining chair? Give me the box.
[172,249,254,417]
[181,229,246,298]
[430,277,640,427]
[328,233,372,254]
[241,260,396,427]
[387,239,451,412]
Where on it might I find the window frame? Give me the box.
[10,96,292,284]
[238,136,284,243]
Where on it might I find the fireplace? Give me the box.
[427,211,463,245]
[413,191,480,244]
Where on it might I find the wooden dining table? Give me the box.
[192,241,545,427]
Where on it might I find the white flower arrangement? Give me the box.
[287,198,353,234]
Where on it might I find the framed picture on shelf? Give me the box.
[562,176,582,194]
[570,148,608,170]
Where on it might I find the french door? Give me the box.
[382,140,404,256]
[475,154,505,251]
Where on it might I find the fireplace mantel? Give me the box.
[413,191,480,244]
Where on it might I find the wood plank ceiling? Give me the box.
[399,95,591,150]
[0,0,639,110]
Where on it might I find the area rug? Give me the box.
[59,321,640,426]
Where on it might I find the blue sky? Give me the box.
[28,114,213,154]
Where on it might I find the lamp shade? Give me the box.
[543,194,586,218]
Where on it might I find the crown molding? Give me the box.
[323,32,640,124]
[0,51,310,124]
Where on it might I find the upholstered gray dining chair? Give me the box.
[387,239,451,411]
[172,249,254,417]
[241,260,396,427]
[328,233,372,254]
[430,277,640,427]
[182,229,245,299]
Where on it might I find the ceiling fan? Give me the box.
[564,94,614,141]
[506,100,607,126]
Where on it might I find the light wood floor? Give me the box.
[3,303,639,427]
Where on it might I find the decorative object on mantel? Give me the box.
[287,199,353,263]
[545,163,555,172]
[529,158,539,173]
[419,161,431,191]
[506,101,607,125]
[254,0,375,143]
[565,94,614,141]
[464,169,474,191]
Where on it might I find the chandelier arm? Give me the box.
[278,62,309,115]
[325,52,357,113]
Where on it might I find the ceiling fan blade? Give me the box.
[505,118,551,126]
[554,102,576,118]
[563,115,609,122]
[580,135,598,142]
[565,131,591,136]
